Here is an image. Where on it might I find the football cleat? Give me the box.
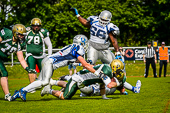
[134,80,141,93]
[41,85,51,97]
[5,93,12,101]
[19,88,27,102]
[122,91,128,95]
[11,90,20,101]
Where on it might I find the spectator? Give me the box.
[68,64,77,76]
[159,42,169,77]
[143,41,157,78]
[119,46,125,56]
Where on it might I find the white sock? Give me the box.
[65,76,72,81]
[50,78,58,86]
[124,82,133,91]
[23,80,42,93]
[49,89,54,95]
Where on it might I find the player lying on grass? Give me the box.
[79,58,141,96]
[40,59,127,100]
[11,34,102,101]
[79,80,141,97]
[59,59,141,95]
[114,52,142,94]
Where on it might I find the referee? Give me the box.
[143,41,157,78]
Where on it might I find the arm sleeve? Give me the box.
[44,37,52,55]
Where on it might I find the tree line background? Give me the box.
[0,0,170,48]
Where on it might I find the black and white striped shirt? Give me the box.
[143,47,155,58]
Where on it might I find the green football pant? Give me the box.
[0,59,8,77]
[27,56,43,71]
[63,78,79,99]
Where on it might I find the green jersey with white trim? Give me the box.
[0,28,23,59]
[25,28,49,56]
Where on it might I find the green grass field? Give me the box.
[0,61,170,113]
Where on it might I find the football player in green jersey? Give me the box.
[0,24,36,101]
[41,64,123,100]
[25,18,52,83]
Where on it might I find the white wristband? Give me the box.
[76,14,80,17]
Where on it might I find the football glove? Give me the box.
[70,7,79,15]
[25,67,37,74]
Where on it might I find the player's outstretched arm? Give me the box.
[77,56,95,73]
[109,33,119,52]
[17,51,37,74]
[70,8,91,28]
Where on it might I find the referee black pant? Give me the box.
[144,58,157,78]
[159,60,167,77]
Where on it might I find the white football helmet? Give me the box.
[99,10,112,27]
[73,34,88,52]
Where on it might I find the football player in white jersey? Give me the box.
[11,35,102,101]
[70,8,120,65]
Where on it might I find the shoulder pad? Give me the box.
[87,16,99,22]
[107,23,120,35]
[26,26,31,31]
[40,28,49,37]
[76,44,85,56]
[102,64,113,78]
